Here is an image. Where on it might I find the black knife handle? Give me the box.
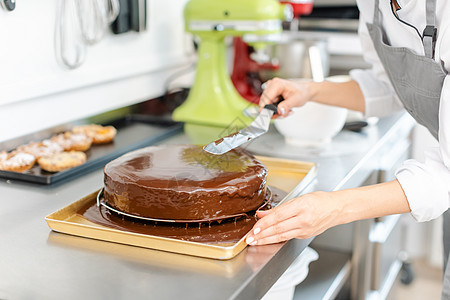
[263,104,278,113]
[263,96,284,114]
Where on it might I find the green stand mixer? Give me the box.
[172,0,293,128]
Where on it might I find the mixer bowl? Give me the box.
[259,32,330,82]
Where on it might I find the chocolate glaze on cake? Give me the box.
[103,145,268,221]
[81,187,287,244]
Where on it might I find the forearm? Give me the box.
[332,179,411,226]
[309,80,366,113]
[246,180,412,245]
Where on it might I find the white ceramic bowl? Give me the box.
[274,103,347,147]
[273,76,349,147]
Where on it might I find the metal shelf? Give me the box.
[294,248,351,300]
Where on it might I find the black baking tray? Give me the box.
[0,116,183,185]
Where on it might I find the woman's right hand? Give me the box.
[260,77,313,118]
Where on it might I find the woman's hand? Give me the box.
[260,78,313,118]
[246,191,342,246]
[245,180,411,246]
[260,77,367,115]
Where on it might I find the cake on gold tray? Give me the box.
[46,146,316,260]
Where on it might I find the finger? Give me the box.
[247,215,299,243]
[276,97,299,117]
[259,92,273,111]
[247,228,305,246]
[251,200,299,234]
[259,80,272,110]
[256,210,271,218]
[259,78,286,109]
[254,199,298,231]
[270,109,293,120]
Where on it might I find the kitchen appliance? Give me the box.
[230,37,280,104]
[280,0,314,31]
[172,0,292,128]
[297,0,358,32]
[280,0,313,16]
[259,33,329,82]
[203,103,278,155]
[231,0,314,104]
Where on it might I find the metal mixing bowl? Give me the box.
[259,32,330,82]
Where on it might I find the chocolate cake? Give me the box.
[103,144,268,221]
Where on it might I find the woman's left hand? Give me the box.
[246,180,411,246]
[245,191,342,246]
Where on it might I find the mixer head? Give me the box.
[172,0,293,128]
[184,0,293,43]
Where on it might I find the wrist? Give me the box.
[329,191,348,226]
[311,190,346,228]
[307,81,321,103]
[329,189,362,226]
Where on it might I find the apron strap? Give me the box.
[373,0,381,25]
[423,0,437,59]
[442,211,450,298]
[443,261,450,299]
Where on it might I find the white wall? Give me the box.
[0,0,194,142]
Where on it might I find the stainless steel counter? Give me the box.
[0,111,415,300]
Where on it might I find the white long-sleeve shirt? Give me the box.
[350,0,450,222]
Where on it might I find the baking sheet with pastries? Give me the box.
[0,119,183,184]
[45,157,317,260]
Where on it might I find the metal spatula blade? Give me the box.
[203,104,278,155]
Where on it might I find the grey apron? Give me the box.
[366,0,449,297]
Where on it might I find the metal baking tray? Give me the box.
[46,157,317,260]
[0,117,183,184]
